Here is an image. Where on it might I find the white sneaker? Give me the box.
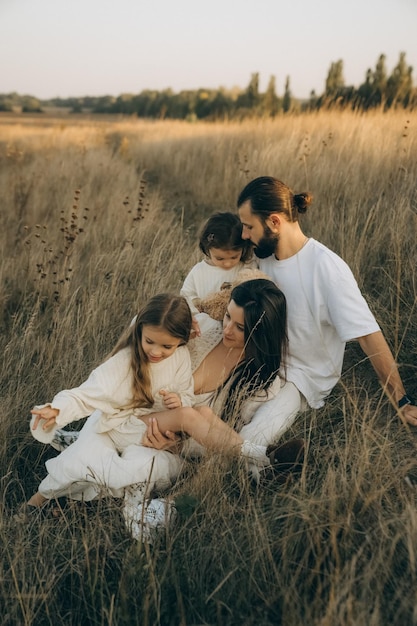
[123,482,148,521]
[124,497,177,543]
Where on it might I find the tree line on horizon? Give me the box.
[1,52,415,119]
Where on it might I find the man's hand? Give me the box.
[399,403,417,427]
[358,332,417,428]
[142,417,181,451]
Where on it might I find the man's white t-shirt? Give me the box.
[259,238,380,408]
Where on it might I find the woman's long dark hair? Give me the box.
[219,278,288,422]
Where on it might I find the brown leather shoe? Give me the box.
[265,438,305,482]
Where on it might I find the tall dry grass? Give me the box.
[0,110,416,625]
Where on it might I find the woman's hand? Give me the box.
[30,406,59,432]
[142,417,182,451]
[159,390,182,410]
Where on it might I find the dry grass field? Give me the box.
[0,110,417,625]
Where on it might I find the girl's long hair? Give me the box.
[219,278,288,422]
[111,294,192,408]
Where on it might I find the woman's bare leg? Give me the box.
[142,406,243,453]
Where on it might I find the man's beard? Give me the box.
[253,227,279,259]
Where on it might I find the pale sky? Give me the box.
[1,0,416,100]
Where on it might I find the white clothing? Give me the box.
[187,314,284,421]
[41,317,301,500]
[259,238,380,408]
[38,346,193,500]
[181,379,301,460]
[239,381,301,446]
[40,411,183,500]
[181,314,301,456]
[122,319,302,533]
[180,259,256,315]
[51,346,194,439]
[187,313,225,373]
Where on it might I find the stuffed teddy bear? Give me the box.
[197,268,271,321]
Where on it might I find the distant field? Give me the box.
[1,110,417,625]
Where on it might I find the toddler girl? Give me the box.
[180,212,255,315]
